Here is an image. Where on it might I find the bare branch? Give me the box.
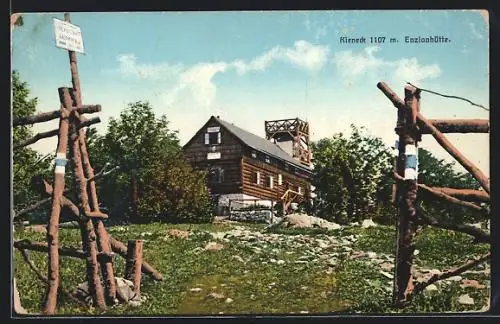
[413,253,491,295]
[13,105,101,127]
[417,204,490,243]
[17,248,88,307]
[13,117,100,150]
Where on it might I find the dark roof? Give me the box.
[215,116,312,172]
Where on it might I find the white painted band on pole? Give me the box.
[55,165,66,174]
[56,152,66,159]
[404,144,417,155]
[404,168,418,180]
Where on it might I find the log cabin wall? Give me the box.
[241,156,310,202]
[182,119,244,195]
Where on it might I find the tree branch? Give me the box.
[14,165,118,220]
[17,248,88,307]
[412,253,491,295]
[13,117,101,150]
[13,105,101,127]
[417,204,490,243]
[392,172,487,214]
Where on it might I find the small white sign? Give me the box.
[53,18,85,53]
[207,152,221,160]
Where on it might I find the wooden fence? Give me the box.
[377,82,490,307]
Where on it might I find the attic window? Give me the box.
[251,150,257,158]
[265,155,270,163]
[205,127,221,145]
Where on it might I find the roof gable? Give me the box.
[214,116,312,172]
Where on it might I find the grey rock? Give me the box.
[458,294,475,305]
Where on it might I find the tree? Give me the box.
[311,124,393,224]
[12,70,51,217]
[138,154,213,223]
[87,101,212,223]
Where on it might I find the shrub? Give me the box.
[137,154,214,223]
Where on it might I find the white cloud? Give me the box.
[333,46,384,78]
[393,58,441,84]
[117,53,183,80]
[332,46,442,85]
[163,62,229,108]
[117,40,330,109]
[233,41,329,74]
[282,40,330,72]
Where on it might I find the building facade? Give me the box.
[182,116,313,215]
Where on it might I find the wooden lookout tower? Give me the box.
[264,118,312,167]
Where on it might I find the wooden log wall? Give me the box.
[241,156,310,201]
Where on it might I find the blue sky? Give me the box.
[11,10,489,176]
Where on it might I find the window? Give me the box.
[298,186,302,194]
[205,127,221,145]
[208,167,224,183]
[254,171,260,185]
[218,168,225,183]
[265,155,270,163]
[278,174,283,185]
[251,150,257,158]
[267,176,274,189]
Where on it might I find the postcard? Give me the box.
[11,10,490,316]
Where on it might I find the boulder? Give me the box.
[361,219,378,228]
[205,242,224,251]
[274,213,341,230]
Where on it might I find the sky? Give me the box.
[11,10,490,177]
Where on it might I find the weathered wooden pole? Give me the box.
[376,82,490,194]
[42,87,71,315]
[393,85,420,307]
[124,240,144,297]
[420,119,489,134]
[64,12,117,304]
[65,88,107,312]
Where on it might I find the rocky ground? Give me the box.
[14,218,491,315]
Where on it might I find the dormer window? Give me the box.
[265,155,270,163]
[205,126,221,145]
[251,150,257,159]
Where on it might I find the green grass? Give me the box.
[14,222,490,315]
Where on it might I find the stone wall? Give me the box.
[230,210,278,224]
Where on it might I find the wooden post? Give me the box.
[42,87,71,315]
[393,85,420,307]
[64,12,117,304]
[108,237,163,281]
[65,88,107,312]
[124,240,143,297]
[376,82,490,194]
